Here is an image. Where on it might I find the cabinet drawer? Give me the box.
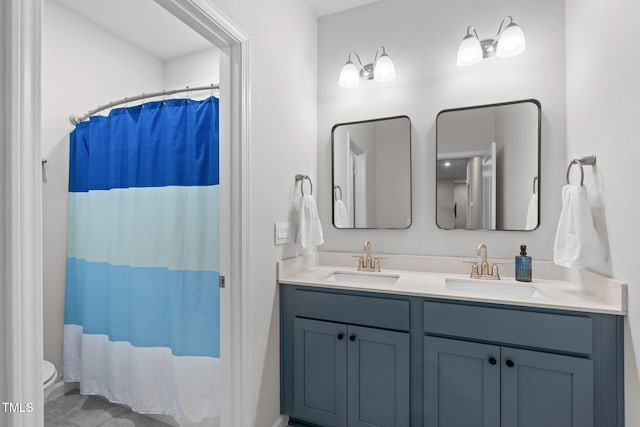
[293,289,410,331]
[424,301,593,355]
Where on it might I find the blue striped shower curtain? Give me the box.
[63,97,220,427]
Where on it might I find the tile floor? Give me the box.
[45,390,173,426]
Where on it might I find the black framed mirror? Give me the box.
[436,99,541,231]
[332,115,412,229]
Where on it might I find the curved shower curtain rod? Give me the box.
[69,83,220,125]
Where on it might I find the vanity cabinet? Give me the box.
[280,285,624,427]
[282,288,412,427]
[290,312,410,427]
[424,336,593,427]
[293,317,409,427]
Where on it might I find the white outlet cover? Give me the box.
[274,222,290,245]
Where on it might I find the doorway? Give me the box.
[4,1,250,426]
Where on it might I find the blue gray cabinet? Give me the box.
[501,348,593,427]
[280,285,624,427]
[294,318,348,426]
[424,336,500,427]
[425,336,594,427]
[347,325,410,427]
[291,317,410,427]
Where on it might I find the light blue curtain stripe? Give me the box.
[67,185,219,272]
[65,258,220,358]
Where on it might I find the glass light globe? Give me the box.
[339,61,360,88]
[374,53,396,82]
[496,23,526,58]
[457,34,483,66]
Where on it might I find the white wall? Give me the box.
[565,0,640,424]
[319,0,566,260]
[42,0,165,379]
[163,47,220,90]
[196,1,318,425]
[0,0,7,425]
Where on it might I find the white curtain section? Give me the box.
[64,325,220,427]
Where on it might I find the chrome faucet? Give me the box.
[467,243,501,280]
[354,240,382,272]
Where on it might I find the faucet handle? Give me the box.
[373,256,386,272]
[470,262,480,278]
[352,255,365,271]
[490,263,501,279]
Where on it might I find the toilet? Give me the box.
[43,360,57,400]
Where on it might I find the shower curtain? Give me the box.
[63,97,220,427]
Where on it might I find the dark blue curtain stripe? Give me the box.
[65,258,220,358]
[69,97,219,192]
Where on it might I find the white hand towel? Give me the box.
[525,194,538,230]
[297,194,324,249]
[553,184,604,268]
[334,200,349,228]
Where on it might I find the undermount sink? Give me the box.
[445,277,545,299]
[324,272,400,286]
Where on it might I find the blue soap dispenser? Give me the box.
[515,245,532,282]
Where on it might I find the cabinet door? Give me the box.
[294,317,348,427]
[424,336,500,427]
[347,325,410,427]
[501,348,594,427]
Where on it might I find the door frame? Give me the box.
[3,1,252,426]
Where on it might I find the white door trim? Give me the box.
[4,1,251,426]
[4,1,44,426]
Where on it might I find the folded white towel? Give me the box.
[553,185,604,268]
[334,200,349,228]
[297,194,324,249]
[525,194,538,230]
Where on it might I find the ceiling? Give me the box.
[50,0,212,60]
[50,0,383,59]
[306,0,382,16]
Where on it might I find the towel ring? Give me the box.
[566,160,584,186]
[295,174,313,196]
[566,155,596,186]
[333,185,343,201]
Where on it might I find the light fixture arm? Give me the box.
[466,26,480,39]
[494,16,514,41]
[372,46,386,63]
[347,52,365,68]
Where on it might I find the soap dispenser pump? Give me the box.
[515,245,532,282]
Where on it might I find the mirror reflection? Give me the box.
[332,116,412,229]
[436,100,540,231]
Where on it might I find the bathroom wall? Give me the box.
[0,1,6,425]
[163,47,221,90]
[318,0,566,260]
[565,0,640,423]
[190,1,318,425]
[42,0,165,378]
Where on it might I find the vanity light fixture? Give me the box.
[338,46,396,88]
[456,16,526,67]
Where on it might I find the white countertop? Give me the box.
[277,253,627,315]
